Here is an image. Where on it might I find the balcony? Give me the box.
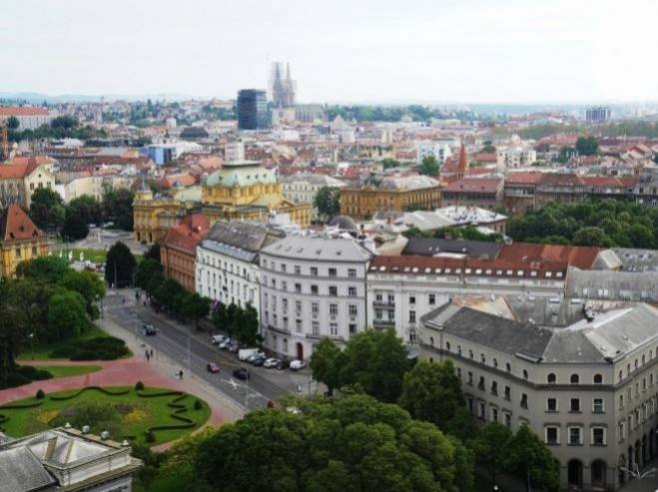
[373,299,395,307]
[373,319,396,328]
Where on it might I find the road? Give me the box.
[103,290,316,412]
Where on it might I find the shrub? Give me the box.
[135,381,145,391]
[0,373,31,389]
[194,399,203,411]
[35,389,45,400]
[145,430,156,443]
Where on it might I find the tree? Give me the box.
[47,290,88,341]
[398,360,465,433]
[50,115,79,130]
[575,136,599,156]
[68,195,103,225]
[154,278,184,311]
[181,292,210,329]
[29,188,64,230]
[572,226,610,247]
[102,187,134,230]
[504,425,560,492]
[471,422,513,485]
[7,116,19,130]
[419,155,440,176]
[309,338,342,395]
[61,211,89,240]
[135,258,162,289]
[194,394,473,492]
[381,158,400,170]
[143,243,161,264]
[104,241,136,288]
[60,270,106,320]
[314,187,341,220]
[233,304,260,346]
[16,256,69,283]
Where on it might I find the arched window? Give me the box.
[618,370,623,381]
[469,350,474,359]
[570,374,580,384]
[457,345,462,355]
[430,337,435,347]
[642,355,646,365]
[593,374,603,384]
[493,358,498,368]
[523,370,528,380]
[547,373,557,384]
[481,354,486,364]
[506,363,511,373]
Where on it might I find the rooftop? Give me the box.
[0,204,44,242]
[261,235,372,263]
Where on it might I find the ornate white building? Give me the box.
[259,234,372,360]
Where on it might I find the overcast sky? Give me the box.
[2,0,658,103]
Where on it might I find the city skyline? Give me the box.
[2,0,658,104]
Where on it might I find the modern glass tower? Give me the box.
[237,89,269,130]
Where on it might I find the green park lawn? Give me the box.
[0,386,211,446]
[36,365,101,378]
[17,326,132,361]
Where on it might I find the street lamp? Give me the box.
[28,333,34,360]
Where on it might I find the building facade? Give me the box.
[196,221,285,314]
[160,213,210,292]
[237,89,269,130]
[0,157,57,209]
[441,177,504,210]
[132,186,187,244]
[280,173,346,218]
[258,235,372,360]
[0,204,49,278]
[340,175,441,219]
[0,107,54,130]
[421,301,658,491]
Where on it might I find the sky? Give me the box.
[2,0,658,104]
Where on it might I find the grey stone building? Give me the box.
[420,300,658,491]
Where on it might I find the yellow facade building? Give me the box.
[132,186,188,244]
[0,204,49,277]
[340,175,441,219]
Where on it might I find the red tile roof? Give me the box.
[497,242,600,270]
[369,254,568,280]
[0,107,49,116]
[442,177,503,193]
[0,204,44,241]
[0,157,48,179]
[161,214,210,255]
[505,172,545,185]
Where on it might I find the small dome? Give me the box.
[328,215,357,231]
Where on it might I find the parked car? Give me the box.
[228,342,240,353]
[233,368,250,381]
[218,339,233,350]
[142,324,157,336]
[263,358,281,368]
[206,362,220,373]
[245,351,266,363]
[211,335,228,345]
[276,359,290,370]
[289,360,306,371]
[250,355,266,367]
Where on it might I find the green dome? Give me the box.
[206,163,277,187]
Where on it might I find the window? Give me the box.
[568,427,582,445]
[375,308,383,320]
[504,413,512,429]
[349,324,357,336]
[593,374,603,384]
[481,354,486,364]
[295,319,302,333]
[348,268,356,278]
[348,287,357,297]
[329,304,338,316]
[15,248,21,258]
[523,370,528,380]
[521,393,528,409]
[429,294,435,305]
[348,304,357,317]
[547,398,557,412]
[31,246,37,256]
[446,341,451,351]
[311,267,318,276]
[329,268,337,277]
[311,285,319,295]
[311,303,319,316]
[545,427,559,445]
[312,321,320,335]
[409,295,416,305]
[593,398,604,413]
[467,372,473,385]
[570,374,580,384]
[469,350,474,359]
[491,381,498,395]
[504,386,511,401]
[547,373,556,384]
[281,264,287,273]
[618,421,626,442]
[493,358,498,368]
[491,407,498,421]
[294,283,302,293]
[506,363,511,373]
[409,311,416,323]
[619,394,624,410]
[478,402,486,419]
[478,376,485,390]
[330,323,338,336]
[592,427,605,446]
[570,398,581,412]
[329,286,338,296]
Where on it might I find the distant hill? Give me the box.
[0,92,194,103]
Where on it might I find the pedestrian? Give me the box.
[145,350,150,362]
[179,370,184,380]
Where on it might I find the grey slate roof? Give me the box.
[0,446,55,492]
[422,302,658,364]
[612,248,658,272]
[261,235,372,263]
[200,221,285,263]
[566,268,658,303]
[403,237,502,259]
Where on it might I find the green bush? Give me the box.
[51,336,129,361]
[0,373,31,389]
[145,430,156,443]
[135,381,145,391]
[35,389,45,399]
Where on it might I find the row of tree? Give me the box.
[211,303,260,346]
[403,225,504,243]
[0,256,105,381]
[508,199,658,248]
[6,115,106,142]
[29,186,134,239]
[309,333,560,491]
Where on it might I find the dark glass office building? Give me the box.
[237,89,269,130]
